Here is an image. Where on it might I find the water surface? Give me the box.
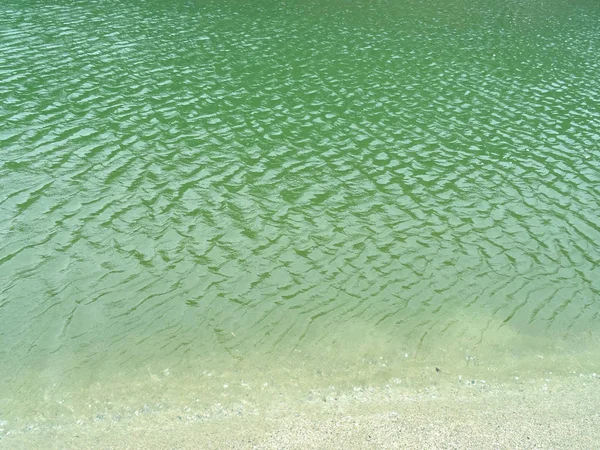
[1,0,600,434]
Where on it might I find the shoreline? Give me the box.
[3,375,599,449]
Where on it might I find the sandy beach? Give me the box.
[3,374,599,449]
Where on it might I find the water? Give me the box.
[1,0,600,437]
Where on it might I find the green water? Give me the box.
[1,0,600,435]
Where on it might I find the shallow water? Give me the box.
[1,0,600,435]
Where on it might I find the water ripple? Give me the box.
[1,0,600,408]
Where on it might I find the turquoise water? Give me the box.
[1,0,600,435]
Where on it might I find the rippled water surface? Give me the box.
[1,0,600,433]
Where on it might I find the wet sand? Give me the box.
[3,375,599,449]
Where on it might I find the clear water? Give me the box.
[1,0,600,435]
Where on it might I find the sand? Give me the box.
[2,374,599,449]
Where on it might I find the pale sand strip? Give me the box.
[3,376,599,449]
